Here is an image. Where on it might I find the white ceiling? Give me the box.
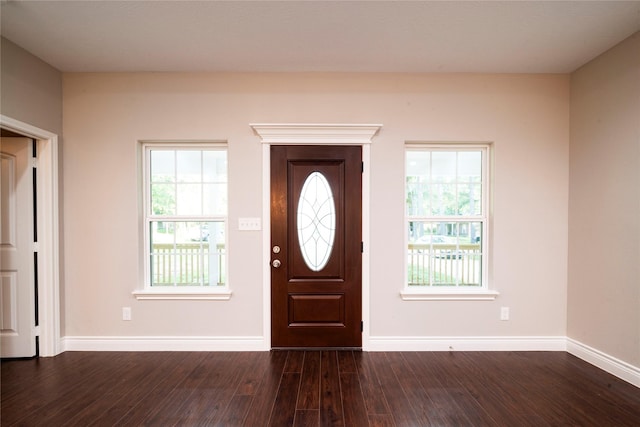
[1,1,639,73]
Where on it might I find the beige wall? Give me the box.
[1,37,62,136]
[5,28,637,372]
[62,72,569,341]
[1,37,64,340]
[568,33,640,366]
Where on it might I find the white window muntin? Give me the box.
[142,142,228,289]
[405,143,490,289]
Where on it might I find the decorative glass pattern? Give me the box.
[297,172,336,271]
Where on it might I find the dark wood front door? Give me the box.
[271,145,362,348]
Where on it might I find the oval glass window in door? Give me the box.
[297,172,336,271]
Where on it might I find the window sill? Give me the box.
[400,288,499,301]
[132,289,232,301]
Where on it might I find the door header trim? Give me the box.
[250,123,382,145]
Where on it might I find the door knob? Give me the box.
[272,259,281,268]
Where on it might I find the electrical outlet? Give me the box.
[500,306,510,321]
[122,307,132,321]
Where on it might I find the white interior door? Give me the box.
[1,137,36,358]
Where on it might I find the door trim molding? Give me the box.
[251,123,381,145]
[1,115,61,357]
[253,123,381,350]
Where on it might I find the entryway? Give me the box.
[1,136,37,357]
[251,123,381,350]
[0,115,61,357]
[270,145,362,348]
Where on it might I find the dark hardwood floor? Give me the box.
[2,350,639,426]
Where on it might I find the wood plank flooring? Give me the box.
[2,351,639,426]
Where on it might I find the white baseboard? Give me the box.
[63,335,567,352]
[62,336,267,352]
[567,338,640,388]
[60,335,639,389]
[366,335,567,352]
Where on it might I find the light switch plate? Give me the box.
[238,217,261,231]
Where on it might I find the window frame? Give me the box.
[401,142,497,301]
[133,141,232,300]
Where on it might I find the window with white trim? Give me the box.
[405,144,489,290]
[143,143,227,289]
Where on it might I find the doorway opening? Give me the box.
[1,115,61,357]
[251,123,381,350]
[270,145,362,348]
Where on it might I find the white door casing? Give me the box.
[1,137,36,358]
[1,115,61,357]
